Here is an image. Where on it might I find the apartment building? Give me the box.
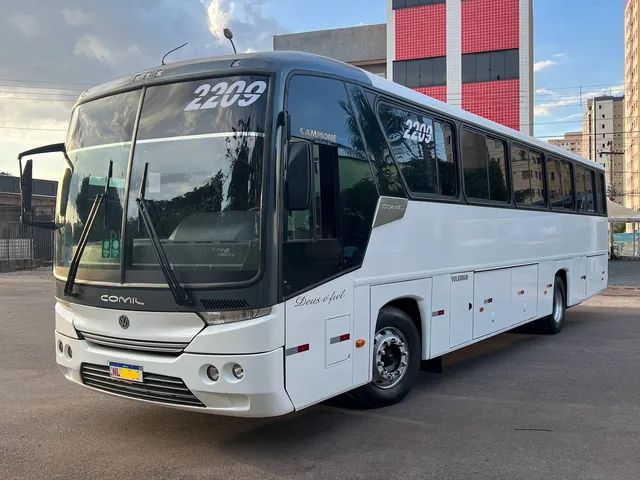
[582,96,625,205]
[548,132,583,156]
[625,0,640,210]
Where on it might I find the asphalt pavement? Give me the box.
[1,270,639,480]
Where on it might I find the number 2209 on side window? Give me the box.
[109,362,143,383]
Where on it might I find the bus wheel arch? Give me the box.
[555,269,568,304]
[537,273,567,335]
[384,297,423,345]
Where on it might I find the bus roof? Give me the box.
[78,50,601,171]
[78,50,370,104]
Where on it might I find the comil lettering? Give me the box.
[100,295,145,306]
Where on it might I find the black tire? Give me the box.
[353,306,421,408]
[537,276,566,334]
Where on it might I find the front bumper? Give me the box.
[55,331,294,417]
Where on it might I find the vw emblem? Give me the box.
[118,315,130,329]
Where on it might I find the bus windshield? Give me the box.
[55,75,270,286]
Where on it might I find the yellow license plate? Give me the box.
[109,362,143,383]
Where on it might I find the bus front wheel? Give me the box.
[353,306,421,408]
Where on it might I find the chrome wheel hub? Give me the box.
[373,327,409,389]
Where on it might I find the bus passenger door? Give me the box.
[284,277,356,410]
[281,75,381,409]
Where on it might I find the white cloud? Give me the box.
[534,53,569,73]
[535,88,556,95]
[206,0,236,42]
[0,0,286,176]
[534,60,557,73]
[62,8,93,27]
[534,84,625,118]
[8,13,39,37]
[74,36,114,63]
[556,113,583,122]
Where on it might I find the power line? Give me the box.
[0,96,76,102]
[0,125,67,132]
[0,77,92,87]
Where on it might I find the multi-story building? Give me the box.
[387,0,534,135]
[582,96,625,205]
[273,24,387,78]
[273,0,534,135]
[548,132,583,156]
[625,0,640,211]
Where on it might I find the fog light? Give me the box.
[206,365,220,382]
[232,363,244,380]
[65,345,73,359]
[57,340,64,353]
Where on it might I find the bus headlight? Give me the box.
[197,307,271,326]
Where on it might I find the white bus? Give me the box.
[18,51,608,417]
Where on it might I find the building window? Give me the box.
[392,0,446,9]
[462,49,519,83]
[393,57,447,88]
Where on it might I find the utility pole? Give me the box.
[601,145,625,258]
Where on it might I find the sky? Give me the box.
[0,0,626,180]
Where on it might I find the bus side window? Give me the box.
[595,171,605,214]
[560,161,575,210]
[377,103,457,198]
[529,151,547,207]
[378,103,439,195]
[461,129,508,202]
[576,166,596,213]
[283,75,378,296]
[548,158,564,209]
[461,129,489,199]
[433,121,457,197]
[513,147,546,207]
[512,145,532,206]
[347,86,406,198]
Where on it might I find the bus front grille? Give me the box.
[78,331,189,354]
[80,363,205,408]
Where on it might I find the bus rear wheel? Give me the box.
[538,276,566,334]
[353,306,421,408]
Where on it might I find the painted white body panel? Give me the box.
[186,304,285,354]
[55,331,293,417]
[67,301,205,344]
[54,200,608,416]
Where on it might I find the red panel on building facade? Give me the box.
[462,0,519,54]
[462,80,520,131]
[416,86,447,103]
[396,4,446,60]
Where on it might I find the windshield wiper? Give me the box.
[64,160,113,297]
[136,162,191,306]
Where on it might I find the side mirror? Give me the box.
[16,142,67,230]
[19,159,33,218]
[285,141,312,211]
